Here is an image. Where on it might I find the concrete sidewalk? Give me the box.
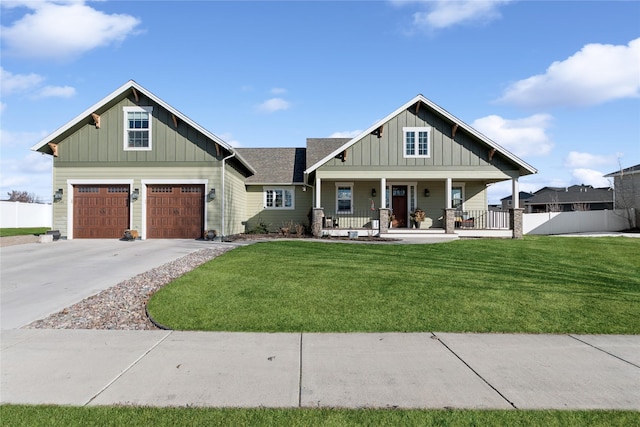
[1,330,638,410]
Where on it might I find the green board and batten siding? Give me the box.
[316,107,517,180]
[53,96,220,165]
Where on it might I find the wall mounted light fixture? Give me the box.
[131,188,139,201]
[371,188,377,197]
[53,188,63,201]
[208,188,216,201]
[424,188,430,197]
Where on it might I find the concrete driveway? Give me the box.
[0,239,226,330]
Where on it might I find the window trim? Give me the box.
[123,106,153,151]
[264,187,295,210]
[335,182,353,214]
[403,127,431,158]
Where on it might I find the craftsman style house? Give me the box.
[32,80,536,239]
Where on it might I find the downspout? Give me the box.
[220,151,236,240]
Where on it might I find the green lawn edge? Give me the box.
[2,405,639,427]
[0,227,50,237]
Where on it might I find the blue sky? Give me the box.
[1,0,639,203]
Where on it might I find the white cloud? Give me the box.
[1,67,76,99]
[0,151,53,201]
[571,168,611,188]
[0,128,48,148]
[0,0,141,60]
[329,130,363,139]
[256,98,290,113]
[0,67,44,95]
[472,113,554,157]
[270,87,287,95]
[218,132,242,148]
[398,0,511,31]
[0,102,6,114]
[563,151,621,169]
[499,38,640,108]
[36,85,76,98]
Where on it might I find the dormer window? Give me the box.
[123,106,152,150]
[403,127,430,158]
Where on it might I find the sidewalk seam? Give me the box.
[298,332,303,408]
[432,333,518,409]
[83,330,173,406]
[568,335,640,369]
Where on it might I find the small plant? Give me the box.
[294,222,306,236]
[247,218,270,234]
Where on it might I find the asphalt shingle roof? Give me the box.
[236,148,306,184]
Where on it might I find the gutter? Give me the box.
[220,151,236,240]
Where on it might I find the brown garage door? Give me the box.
[147,185,204,239]
[73,185,130,238]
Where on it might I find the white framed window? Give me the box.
[124,106,153,151]
[336,182,353,214]
[452,183,465,210]
[403,127,431,158]
[264,187,294,210]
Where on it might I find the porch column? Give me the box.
[379,208,390,234]
[380,178,386,209]
[512,177,519,208]
[444,208,456,234]
[312,208,325,237]
[315,177,322,209]
[445,178,452,209]
[510,208,524,239]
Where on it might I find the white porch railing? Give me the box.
[454,210,510,230]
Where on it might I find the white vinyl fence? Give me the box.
[0,201,52,228]
[524,209,634,235]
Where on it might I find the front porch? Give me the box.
[313,207,520,239]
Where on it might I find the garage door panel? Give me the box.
[147,185,204,239]
[73,185,130,239]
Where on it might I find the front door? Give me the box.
[392,185,408,228]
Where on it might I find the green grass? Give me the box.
[2,405,638,427]
[0,227,50,237]
[147,236,640,334]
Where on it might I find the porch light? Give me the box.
[371,188,377,197]
[424,188,430,197]
[53,188,63,201]
[131,188,139,201]
[208,188,216,201]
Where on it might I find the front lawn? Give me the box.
[147,236,640,334]
[2,405,638,427]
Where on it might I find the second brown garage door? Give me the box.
[147,185,204,239]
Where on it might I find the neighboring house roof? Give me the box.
[605,163,640,177]
[236,148,306,184]
[31,80,255,175]
[526,185,613,205]
[304,94,537,176]
[500,192,535,202]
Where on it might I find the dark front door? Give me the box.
[392,185,408,228]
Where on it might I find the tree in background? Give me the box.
[6,190,41,203]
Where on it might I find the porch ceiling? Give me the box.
[316,169,517,181]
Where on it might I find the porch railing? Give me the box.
[325,210,378,230]
[455,210,510,230]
